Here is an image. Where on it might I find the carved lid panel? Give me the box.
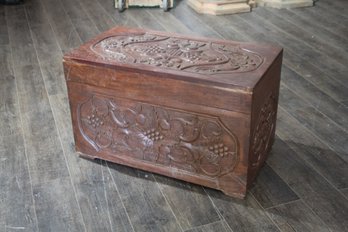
[91,33,263,75]
[64,27,282,90]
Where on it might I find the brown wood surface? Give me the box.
[64,27,282,91]
[64,27,282,198]
[1,0,348,231]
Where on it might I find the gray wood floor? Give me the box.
[1,0,347,231]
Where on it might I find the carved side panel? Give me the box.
[91,33,263,75]
[250,94,277,168]
[77,94,239,178]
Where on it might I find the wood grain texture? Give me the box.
[250,164,299,209]
[282,50,348,105]
[280,66,348,132]
[275,8,348,53]
[170,3,224,40]
[174,3,246,42]
[0,7,9,45]
[64,26,282,198]
[341,188,348,199]
[316,0,348,20]
[81,0,118,33]
[268,138,348,232]
[50,93,134,232]
[145,8,194,35]
[6,5,86,231]
[126,9,165,31]
[288,6,348,40]
[154,175,221,230]
[97,0,139,27]
[175,3,348,115]
[32,178,85,231]
[6,5,69,183]
[25,0,49,27]
[107,163,182,232]
[206,189,280,232]
[238,9,348,88]
[38,0,81,53]
[276,108,348,189]
[2,0,348,231]
[278,84,348,161]
[28,22,66,96]
[0,137,38,232]
[255,7,347,66]
[184,220,232,232]
[0,46,20,136]
[267,200,331,232]
[29,0,136,227]
[218,9,348,104]
[60,0,100,43]
[0,45,38,232]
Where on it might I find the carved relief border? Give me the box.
[91,33,264,75]
[250,94,277,168]
[77,94,240,178]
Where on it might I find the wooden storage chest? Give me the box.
[63,27,283,198]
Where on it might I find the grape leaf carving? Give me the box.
[250,94,277,167]
[91,33,263,74]
[77,95,239,177]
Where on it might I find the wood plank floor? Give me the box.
[1,0,347,231]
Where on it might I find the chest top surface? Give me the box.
[64,27,282,91]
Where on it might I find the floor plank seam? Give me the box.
[184,220,230,232]
[316,2,348,19]
[275,131,348,192]
[153,175,185,232]
[252,8,348,68]
[277,105,347,164]
[101,161,115,231]
[61,0,100,41]
[283,60,348,106]
[260,7,348,60]
[287,8,348,47]
[235,13,348,88]
[265,141,338,232]
[249,193,284,232]
[169,5,225,40]
[5,6,40,231]
[262,198,302,210]
[106,161,136,232]
[339,188,348,201]
[202,187,234,232]
[281,81,348,134]
[23,4,87,232]
[97,0,139,27]
[69,1,137,230]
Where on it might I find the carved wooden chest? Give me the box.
[63,27,282,198]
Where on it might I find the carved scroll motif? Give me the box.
[91,33,263,74]
[250,94,277,167]
[77,95,239,177]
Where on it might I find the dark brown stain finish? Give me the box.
[64,27,283,198]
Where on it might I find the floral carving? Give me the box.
[77,95,239,177]
[250,94,277,167]
[91,33,263,74]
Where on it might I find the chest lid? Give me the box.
[63,27,282,92]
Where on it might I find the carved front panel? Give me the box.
[77,95,239,178]
[91,33,263,75]
[250,94,277,168]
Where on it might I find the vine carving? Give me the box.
[91,33,263,74]
[250,94,277,167]
[77,95,239,177]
